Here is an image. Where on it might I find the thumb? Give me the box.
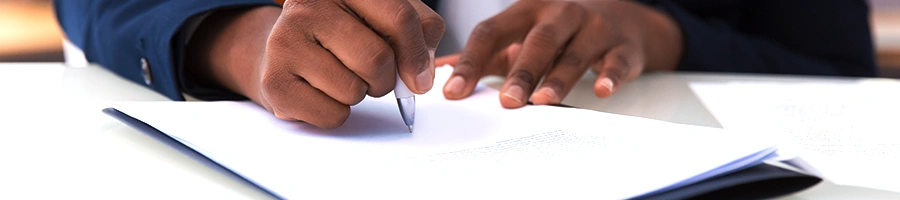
[408,0,445,51]
[408,0,445,69]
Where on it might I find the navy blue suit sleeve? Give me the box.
[54,0,279,101]
[640,0,876,77]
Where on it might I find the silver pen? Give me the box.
[394,72,415,132]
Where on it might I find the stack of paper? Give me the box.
[691,81,900,193]
[107,66,784,199]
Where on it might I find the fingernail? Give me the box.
[428,49,436,68]
[415,49,437,93]
[274,111,290,120]
[599,78,614,92]
[537,87,559,103]
[503,85,525,104]
[444,76,465,96]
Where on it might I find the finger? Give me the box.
[291,46,371,106]
[273,110,295,121]
[443,2,538,99]
[594,45,644,98]
[313,9,397,97]
[343,0,433,93]
[532,17,613,105]
[500,2,587,108]
[408,0,445,50]
[408,0,446,92]
[443,43,522,100]
[262,71,351,129]
[274,5,369,105]
[435,54,459,67]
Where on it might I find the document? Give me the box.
[107,66,779,199]
[691,81,900,193]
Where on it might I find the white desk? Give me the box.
[1,62,898,199]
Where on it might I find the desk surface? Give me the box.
[1,63,899,199]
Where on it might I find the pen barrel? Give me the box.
[396,96,415,127]
[394,72,414,98]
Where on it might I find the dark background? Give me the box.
[2,0,898,77]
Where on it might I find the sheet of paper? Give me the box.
[690,81,900,193]
[110,66,776,199]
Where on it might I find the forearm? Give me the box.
[637,1,683,72]
[54,0,283,101]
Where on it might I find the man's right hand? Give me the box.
[186,0,444,129]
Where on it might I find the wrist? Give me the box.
[184,6,281,100]
[638,3,683,71]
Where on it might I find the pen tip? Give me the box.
[407,125,413,133]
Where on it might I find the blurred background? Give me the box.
[0,0,63,62]
[1,0,899,77]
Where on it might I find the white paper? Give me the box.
[110,66,776,199]
[691,81,900,193]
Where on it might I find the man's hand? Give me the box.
[185,0,444,129]
[440,0,682,108]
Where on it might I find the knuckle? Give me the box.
[319,107,351,129]
[420,14,445,33]
[266,26,313,51]
[367,79,393,97]
[366,42,396,65]
[368,89,391,98]
[606,67,628,84]
[551,1,588,19]
[557,51,585,68]
[365,50,397,96]
[555,1,581,13]
[391,3,419,31]
[454,56,480,74]
[528,25,560,47]
[265,32,292,49]
[586,18,610,38]
[367,45,396,73]
[344,78,369,105]
[260,70,290,94]
[359,44,395,77]
[402,48,431,74]
[365,49,397,95]
[470,20,499,43]
[359,65,395,96]
[614,54,631,70]
[510,69,537,86]
[421,14,446,45]
[588,16,606,28]
[282,0,323,17]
